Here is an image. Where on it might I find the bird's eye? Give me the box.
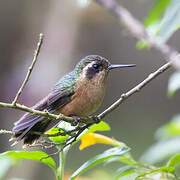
[92,63,99,69]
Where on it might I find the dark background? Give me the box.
[0,0,180,179]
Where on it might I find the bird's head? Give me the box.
[75,55,135,84]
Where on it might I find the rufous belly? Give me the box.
[59,81,105,117]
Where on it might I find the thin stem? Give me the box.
[0,129,13,135]
[98,62,172,119]
[0,102,74,124]
[12,33,44,105]
[57,149,66,180]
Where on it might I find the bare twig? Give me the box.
[0,101,75,124]
[12,33,44,105]
[0,129,13,135]
[94,0,180,69]
[98,62,172,119]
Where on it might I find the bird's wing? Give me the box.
[12,88,74,133]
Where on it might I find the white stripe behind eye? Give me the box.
[81,61,96,79]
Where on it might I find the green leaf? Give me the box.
[144,0,171,28]
[115,166,136,179]
[77,121,111,142]
[168,72,180,97]
[156,115,180,139]
[136,167,175,180]
[136,41,150,50]
[104,153,137,167]
[140,138,180,164]
[0,151,56,171]
[145,0,180,42]
[70,147,130,180]
[46,121,76,144]
[157,0,180,42]
[137,0,171,49]
[138,0,180,48]
[47,121,110,145]
[167,153,180,168]
[87,121,110,133]
[46,128,69,143]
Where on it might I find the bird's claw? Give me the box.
[66,129,77,136]
[71,116,80,126]
[88,115,100,124]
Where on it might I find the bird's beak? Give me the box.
[108,64,136,70]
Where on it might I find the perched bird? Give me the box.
[11,55,135,145]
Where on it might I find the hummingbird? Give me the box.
[11,55,135,145]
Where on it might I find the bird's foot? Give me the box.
[66,129,78,136]
[40,124,92,160]
[88,115,101,124]
[71,115,101,126]
[63,123,90,148]
[71,116,80,126]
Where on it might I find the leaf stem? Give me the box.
[12,33,44,105]
[57,149,67,180]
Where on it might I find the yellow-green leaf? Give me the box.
[0,151,56,171]
[70,147,130,180]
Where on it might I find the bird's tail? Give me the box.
[11,113,58,145]
[11,90,72,146]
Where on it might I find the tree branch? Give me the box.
[0,129,13,135]
[12,33,44,105]
[98,62,172,119]
[94,0,180,70]
[0,102,75,124]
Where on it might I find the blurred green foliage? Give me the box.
[137,0,180,49]
[168,73,180,98]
